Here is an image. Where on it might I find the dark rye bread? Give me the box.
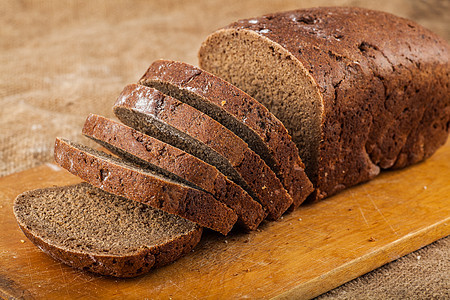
[82,114,266,230]
[113,84,293,220]
[54,138,237,235]
[13,183,202,277]
[139,60,313,208]
[199,7,450,200]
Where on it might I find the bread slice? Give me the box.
[54,137,238,235]
[198,7,450,200]
[138,60,314,208]
[113,84,293,220]
[82,114,266,230]
[13,183,202,277]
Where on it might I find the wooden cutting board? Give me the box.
[1,140,449,300]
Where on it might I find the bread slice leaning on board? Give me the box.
[199,6,450,200]
[13,7,449,278]
[13,183,202,277]
[54,138,238,235]
[138,59,313,208]
[82,114,266,230]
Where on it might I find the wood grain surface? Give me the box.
[0,139,449,299]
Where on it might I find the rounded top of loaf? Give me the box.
[225,6,449,89]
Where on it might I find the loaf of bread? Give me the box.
[139,59,313,208]
[113,84,294,219]
[82,114,266,230]
[14,6,449,278]
[54,137,238,235]
[199,7,450,200]
[13,183,202,277]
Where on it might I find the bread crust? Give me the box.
[199,7,450,200]
[14,184,202,277]
[114,84,293,220]
[54,138,237,235]
[139,60,313,208]
[82,114,266,230]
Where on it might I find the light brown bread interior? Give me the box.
[199,29,324,181]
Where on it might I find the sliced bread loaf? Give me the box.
[13,183,202,277]
[199,7,450,200]
[82,114,266,230]
[54,137,238,235]
[113,84,293,220]
[139,60,313,208]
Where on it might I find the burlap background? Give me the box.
[1,0,448,298]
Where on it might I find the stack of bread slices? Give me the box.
[14,7,449,277]
[15,61,314,277]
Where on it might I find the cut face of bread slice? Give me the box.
[199,28,324,184]
[139,60,313,208]
[198,7,450,200]
[54,138,238,235]
[13,183,202,277]
[113,84,293,220]
[82,114,266,230]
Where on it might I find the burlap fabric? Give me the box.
[1,1,448,298]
